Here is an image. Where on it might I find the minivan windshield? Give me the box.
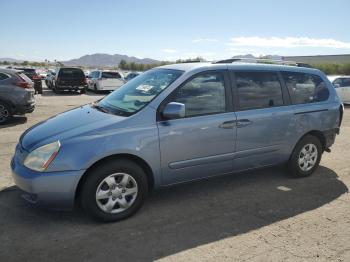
[97,69,183,116]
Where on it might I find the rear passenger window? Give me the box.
[236,72,284,110]
[0,73,9,81]
[342,78,350,87]
[172,72,226,117]
[282,72,329,104]
[102,72,122,79]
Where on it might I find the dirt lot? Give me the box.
[0,85,350,261]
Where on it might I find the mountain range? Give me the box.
[63,53,160,67]
[0,53,284,66]
[0,53,160,67]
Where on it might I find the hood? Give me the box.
[21,104,125,151]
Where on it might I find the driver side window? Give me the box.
[172,72,226,117]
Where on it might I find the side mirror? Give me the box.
[333,83,340,88]
[162,102,185,119]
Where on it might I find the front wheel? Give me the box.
[52,84,58,93]
[288,135,322,177]
[0,102,12,124]
[80,159,148,222]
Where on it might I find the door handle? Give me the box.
[237,119,252,128]
[219,120,236,129]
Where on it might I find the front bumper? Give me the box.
[15,103,35,114]
[56,85,86,90]
[11,148,85,210]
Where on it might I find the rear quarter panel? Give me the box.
[287,72,341,151]
[0,77,34,108]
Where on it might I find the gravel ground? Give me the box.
[0,84,349,261]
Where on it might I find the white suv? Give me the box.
[87,70,125,91]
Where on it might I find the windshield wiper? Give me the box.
[92,102,130,116]
[92,104,110,114]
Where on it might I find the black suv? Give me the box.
[14,68,42,94]
[53,67,87,94]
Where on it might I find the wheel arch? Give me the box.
[75,153,155,201]
[0,99,14,114]
[295,130,326,152]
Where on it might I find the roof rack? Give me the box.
[213,58,312,68]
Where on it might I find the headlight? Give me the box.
[23,141,61,172]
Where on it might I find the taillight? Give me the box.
[83,77,87,84]
[15,81,30,88]
[15,74,31,88]
[32,74,40,80]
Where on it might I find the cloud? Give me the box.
[228,36,350,49]
[161,49,178,53]
[192,38,219,43]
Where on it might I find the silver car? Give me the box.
[332,76,350,104]
[0,68,35,124]
[11,62,342,222]
[87,70,125,91]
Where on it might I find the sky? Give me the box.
[1,0,350,61]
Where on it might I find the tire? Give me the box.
[288,135,322,177]
[94,84,98,93]
[38,83,43,94]
[80,88,86,94]
[80,159,148,222]
[0,101,12,124]
[53,84,60,94]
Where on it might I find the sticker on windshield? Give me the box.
[136,85,154,92]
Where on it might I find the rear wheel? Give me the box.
[80,159,148,222]
[80,88,86,94]
[0,102,12,124]
[288,135,322,177]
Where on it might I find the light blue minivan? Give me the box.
[11,62,343,221]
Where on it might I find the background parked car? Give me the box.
[14,67,42,94]
[0,68,35,124]
[45,69,56,89]
[52,67,87,94]
[87,70,125,91]
[38,70,48,80]
[125,72,140,82]
[332,76,350,104]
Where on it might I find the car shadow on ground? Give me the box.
[85,90,111,96]
[0,166,347,261]
[0,116,27,128]
[40,89,82,97]
[40,88,109,97]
